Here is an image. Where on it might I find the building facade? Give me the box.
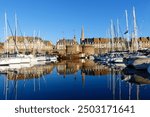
[56,36,81,55]
[80,27,150,54]
[3,36,53,54]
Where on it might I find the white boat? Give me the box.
[48,56,57,63]
[108,56,124,63]
[36,56,46,61]
[89,55,95,60]
[94,54,108,61]
[124,53,147,67]
[0,14,38,66]
[0,63,34,73]
[107,52,124,63]
[0,54,33,66]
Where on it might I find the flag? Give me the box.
[124,30,128,34]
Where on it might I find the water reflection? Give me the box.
[0,60,150,100]
[122,68,150,100]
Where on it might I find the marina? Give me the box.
[1,1,150,117]
[0,1,150,100]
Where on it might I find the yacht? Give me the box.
[47,56,57,63]
[0,54,34,66]
[132,57,150,69]
[123,53,147,67]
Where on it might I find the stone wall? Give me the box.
[82,44,95,55]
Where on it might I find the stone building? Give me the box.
[80,26,110,55]
[138,37,150,49]
[0,42,4,54]
[82,44,94,55]
[3,36,53,54]
[130,37,150,51]
[80,26,131,54]
[56,35,81,55]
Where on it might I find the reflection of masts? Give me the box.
[129,83,132,100]
[38,68,41,91]
[109,68,112,91]
[5,74,9,100]
[15,79,18,100]
[137,85,140,100]
[107,71,109,89]
[3,75,5,95]
[23,68,27,88]
[38,76,40,91]
[119,77,122,100]
[33,68,36,92]
[112,69,116,100]
[81,72,85,88]
[74,72,77,80]
[41,65,46,84]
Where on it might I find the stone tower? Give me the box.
[81,26,84,44]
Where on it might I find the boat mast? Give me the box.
[23,32,28,54]
[107,28,111,53]
[14,13,19,54]
[125,10,130,51]
[117,19,120,51]
[111,20,114,52]
[5,12,8,57]
[38,30,41,54]
[133,6,138,51]
[33,30,36,56]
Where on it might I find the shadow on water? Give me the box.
[0,60,150,100]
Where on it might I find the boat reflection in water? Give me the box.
[0,60,150,100]
[122,67,150,100]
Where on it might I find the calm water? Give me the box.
[0,60,150,100]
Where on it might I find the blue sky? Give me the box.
[0,0,150,44]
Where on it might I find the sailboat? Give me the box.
[124,7,148,68]
[107,20,125,63]
[0,13,36,66]
[31,31,57,63]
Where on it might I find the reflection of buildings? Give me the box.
[56,60,112,76]
[56,60,111,76]
[81,60,110,75]
[2,63,55,100]
[6,64,54,80]
[56,60,82,76]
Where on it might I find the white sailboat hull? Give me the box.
[124,55,147,67]
[0,57,30,66]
